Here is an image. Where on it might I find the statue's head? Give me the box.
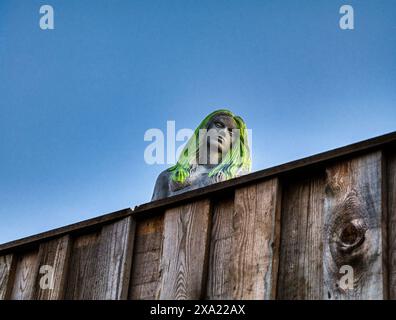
[168,109,251,183]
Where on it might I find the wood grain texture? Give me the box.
[324,151,385,300]
[64,232,100,299]
[95,217,135,300]
[10,250,39,300]
[277,174,325,300]
[205,196,234,299]
[206,179,281,299]
[65,217,135,299]
[388,152,396,299]
[34,235,71,300]
[129,215,164,299]
[158,199,211,299]
[0,254,15,299]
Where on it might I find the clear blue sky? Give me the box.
[1,0,395,244]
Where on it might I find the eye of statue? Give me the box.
[214,121,224,128]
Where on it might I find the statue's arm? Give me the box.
[151,170,170,201]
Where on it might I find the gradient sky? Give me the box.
[1,0,395,244]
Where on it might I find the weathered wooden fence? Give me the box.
[1,132,396,300]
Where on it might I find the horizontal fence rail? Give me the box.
[0,131,396,300]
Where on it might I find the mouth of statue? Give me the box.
[210,140,224,153]
[210,135,225,145]
[207,136,223,146]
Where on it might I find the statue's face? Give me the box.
[204,114,238,164]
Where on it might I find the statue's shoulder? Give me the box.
[157,169,172,184]
[236,167,251,177]
[151,169,171,201]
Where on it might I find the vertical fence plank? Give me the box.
[234,179,281,299]
[0,254,15,300]
[324,151,386,299]
[65,216,135,299]
[277,174,325,299]
[129,215,164,299]
[64,232,100,299]
[158,199,211,300]
[95,217,135,299]
[206,196,234,299]
[34,235,71,300]
[206,179,281,299]
[10,250,39,300]
[389,152,396,299]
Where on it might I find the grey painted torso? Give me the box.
[151,166,248,201]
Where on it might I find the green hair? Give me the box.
[167,109,251,183]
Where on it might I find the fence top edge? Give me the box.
[1,131,395,254]
[0,208,133,254]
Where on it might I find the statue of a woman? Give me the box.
[151,109,251,201]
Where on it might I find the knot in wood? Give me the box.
[338,219,366,253]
